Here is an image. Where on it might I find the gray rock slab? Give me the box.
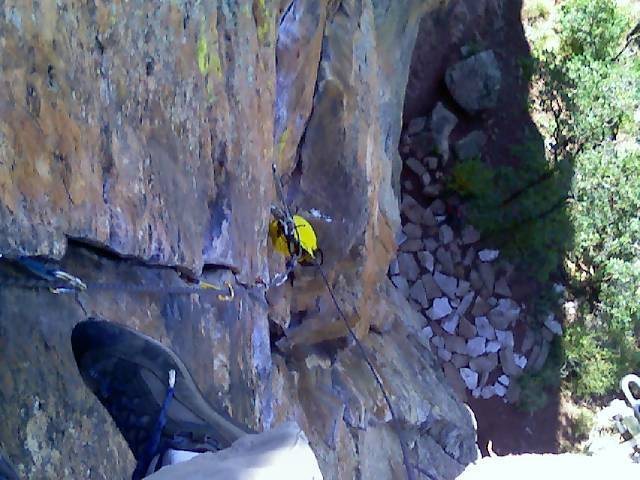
[494,383,507,397]
[405,157,426,176]
[466,337,486,358]
[494,276,512,297]
[409,280,430,308]
[458,317,477,339]
[475,316,496,340]
[487,298,520,330]
[478,262,495,293]
[407,116,427,135]
[469,354,498,374]
[445,335,468,355]
[431,335,445,349]
[471,296,491,316]
[423,237,439,252]
[436,247,455,276]
[456,292,475,318]
[499,347,524,377]
[427,297,452,320]
[403,222,423,239]
[455,280,471,298]
[454,130,487,161]
[452,354,469,369]
[445,50,502,114]
[391,275,409,296]
[434,271,458,299]
[417,251,435,273]
[461,225,480,244]
[397,252,420,282]
[399,239,424,252]
[430,102,458,162]
[480,386,495,399]
[422,273,443,299]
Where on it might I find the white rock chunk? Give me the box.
[431,336,445,349]
[478,249,500,262]
[455,292,475,317]
[494,383,507,397]
[498,374,510,386]
[544,313,563,336]
[427,297,452,320]
[481,386,495,399]
[460,368,479,391]
[514,354,528,370]
[420,326,434,342]
[486,340,501,353]
[466,337,486,357]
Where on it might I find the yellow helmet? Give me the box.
[269,214,318,264]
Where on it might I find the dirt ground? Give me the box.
[403,0,569,456]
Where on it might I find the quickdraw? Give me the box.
[0,258,234,302]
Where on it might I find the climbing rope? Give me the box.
[271,164,417,480]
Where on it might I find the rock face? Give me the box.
[0,1,478,479]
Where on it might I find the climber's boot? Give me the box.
[71,319,251,467]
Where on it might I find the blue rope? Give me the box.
[132,375,175,480]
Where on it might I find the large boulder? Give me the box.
[445,50,502,114]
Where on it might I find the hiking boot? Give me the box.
[71,319,251,465]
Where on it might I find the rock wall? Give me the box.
[0,1,478,479]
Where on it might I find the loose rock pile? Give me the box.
[392,75,562,402]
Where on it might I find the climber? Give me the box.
[71,319,323,479]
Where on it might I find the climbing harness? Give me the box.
[0,258,234,301]
[270,164,416,480]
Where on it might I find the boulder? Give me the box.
[445,50,502,114]
[454,131,487,161]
